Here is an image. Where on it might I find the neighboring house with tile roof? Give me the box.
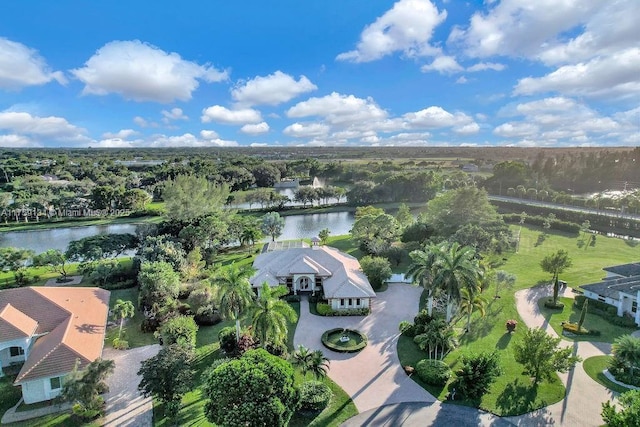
[0,287,110,404]
[251,241,376,311]
[581,262,640,325]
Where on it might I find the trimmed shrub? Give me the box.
[112,337,129,350]
[544,298,565,309]
[399,320,416,337]
[218,326,237,354]
[416,359,452,386]
[317,303,333,316]
[573,297,637,328]
[194,305,222,326]
[283,294,301,303]
[316,303,369,316]
[299,381,333,411]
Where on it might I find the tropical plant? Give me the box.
[250,283,297,347]
[309,350,330,380]
[112,299,135,341]
[611,335,640,378]
[212,264,255,342]
[413,318,457,360]
[407,245,439,316]
[157,315,199,350]
[602,389,640,427]
[291,345,313,376]
[540,249,572,306]
[429,242,481,322]
[299,380,333,411]
[60,359,115,420]
[452,351,501,399]
[458,286,487,332]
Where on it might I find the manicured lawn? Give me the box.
[582,355,629,394]
[537,297,636,343]
[105,287,158,349]
[398,225,640,416]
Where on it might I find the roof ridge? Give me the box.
[14,322,67,383]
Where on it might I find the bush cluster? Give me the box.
[282,294,301,303]
[299,381,333,411]
[316,303,369,316]
[574,296,637,328]
[543,298,565,309]
[415,359,452,386]
[503,213,581,234]
[101,279,136,291]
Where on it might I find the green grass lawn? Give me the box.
[582,355,629,394]
[537,297,636,343]
[398,225,640,416]
[105,287,158,349]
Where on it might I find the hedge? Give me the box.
[503,213,581,234]
[316,302,369,317]
[574,295,638,328]
[415,359,452,386]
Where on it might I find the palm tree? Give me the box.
[612,335,640,376]
[309,350,330,379]
[212,264,255,342]
[540,250,572,305]
[291,345,313,377]
[430,242,480,323]
[407,245,439,316]
[459,286,487,332]
[250,283,298,347]
[112,299,135,340]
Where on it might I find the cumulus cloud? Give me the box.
[287,92,387,127]
[0,134,40,147]
[161,108,188,123]
[421,55,463,74]
[232,71,317,106]
[454,122,481,135]
[0,111,87,141]
[240,122,270,135]
[201,105,263,125]
[93,132,238,148]
[283,122,330,138]
[102,129,140,139]
[336,0,446,62]
[493,97,634,145]
[514,48,640,99]
[403,106,475,129]
[200,130,220,140]
[0,38,66,90]
[72,40,229,103]
[467,62,505,72]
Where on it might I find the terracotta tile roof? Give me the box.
[0,287,110,384]
[0,304,38,341]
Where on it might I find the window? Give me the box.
[633,301,638,313]
[340,298,345,306]
[9,347,24,357]
[50,377,61,390]
[348,298,352,306]
[315,277,322,288]
[286,277,293,288]
[356,298,361,306]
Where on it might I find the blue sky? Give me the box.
[0,0,638,148]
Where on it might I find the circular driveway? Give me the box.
[295,283,435,413]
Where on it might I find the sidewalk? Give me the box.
[506,285,619,427]
[1,398,72,424]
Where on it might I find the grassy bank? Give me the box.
[0,214,162,232]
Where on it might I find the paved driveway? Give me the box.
[102,344,161,427]
[295,283,436,413]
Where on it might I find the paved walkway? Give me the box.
[1,399,72,424]
[506,285,621,427]
[295,284,436,413]
[101,344,161,427]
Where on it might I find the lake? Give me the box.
[0,211,355,253]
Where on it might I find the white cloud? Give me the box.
[149,133,238,147]
[0,38,66,90]
[403,106,474,129]
[467,62,505,72]
[287,92,387,127]
[161,108,188,123]
[102,129,140,139]
[200,130,220,140]
[72,40,229,103]
[336,0,447,62]
[240,122,269,135]
[454,122,480,135]
[421,55,463,74]
[449,0,602,59]
[514,48,640,99]
[0,134,40,147]
[0,111,86,140]
[456,76,469,84]
[232,71,317,106]
[283,122,330,138]
[201,105,263,125]
[133,116,148,127]
[493,122,539,138]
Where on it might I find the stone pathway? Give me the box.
[505,285,623,427]
[102,344,161,427]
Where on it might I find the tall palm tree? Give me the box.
[458,286,487,332]
[212,264,255,342]
[309,350,330,379]
[430,242,480,323]
[250,283,298,347]
[407,245,439,316]
[112,299,135,340]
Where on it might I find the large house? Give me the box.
[251,241,376,311]
[581,262,640,325]
[0,287,110,404]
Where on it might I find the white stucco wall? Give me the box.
[330,297,370,310]
[21,374,66,404]
[0,337,31,374]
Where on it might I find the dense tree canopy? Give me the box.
[162,174,229,221]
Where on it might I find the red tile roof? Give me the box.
[0,304,38,341]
